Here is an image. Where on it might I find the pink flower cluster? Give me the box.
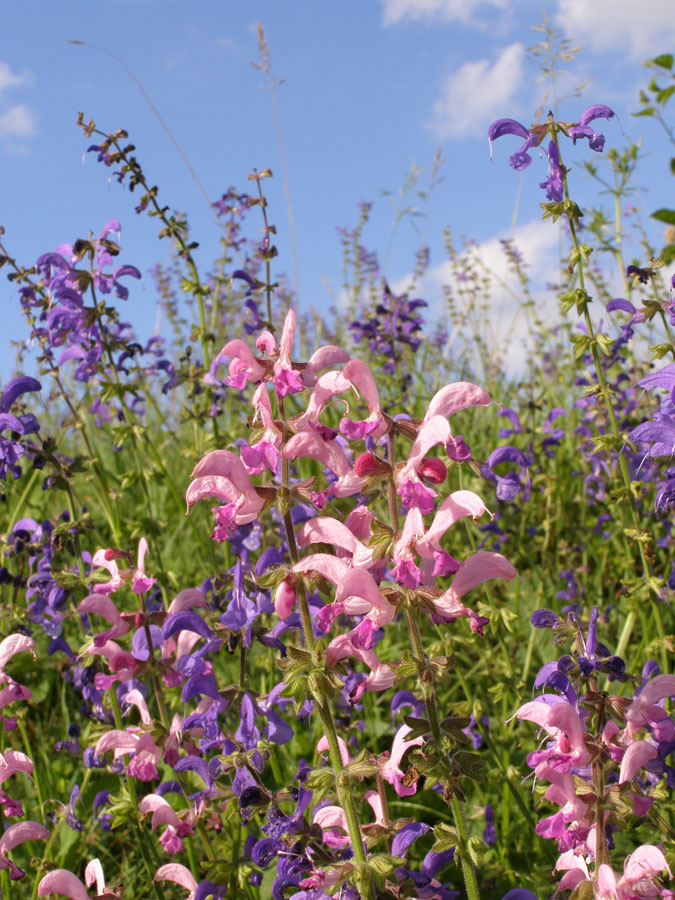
[517,673,675,898]
[188,307,516,697]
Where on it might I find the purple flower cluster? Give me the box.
[488,105,615,201]
[0,375,41,486]
[350,283,427,390]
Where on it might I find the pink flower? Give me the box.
[284,431,365,505]
[313,790,386,848]
[626,674,675,736]
[594,845,671,900]
[155,863,198,899]
[395,380,491,512]
[186,449,267,539]
[131,537,156,594]
[95,728,162,782]
[1,820,49,880]
[207,338,268,390]
[77,593,132,647]
[297,516,374,568]
[140,794,194,855]
[517,698,591,771]
[379,723,424,796]
[293,554,396,632]
[431,551,516,633]
[240,383,282,475]
[38,869,91,900]
[270,308,304,397]
[325,633,395,701]
[338,359,388,440]
[90,548,125,594]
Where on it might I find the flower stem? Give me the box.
[557,139,667,672]
[279,481,374,899]
[403,608,481,900]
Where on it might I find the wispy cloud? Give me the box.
[0,61,29,95]
[424,218,563,371]
[426,42,524,140]
[0,104,38,139]
[0,61,37,148]
[379,0,507,26]
[556,0,675,59]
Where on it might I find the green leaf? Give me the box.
[652,208,675,225]
[305,766,335,803]
[650,343,675,361]
[367,853,399,885]
[653,54,674,70]
[596,333,614,356]
[657,85,675,104]
[347,747,379,779]
[403,715,431,741]
[432,823,459,853]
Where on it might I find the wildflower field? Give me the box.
[2,20,675,900]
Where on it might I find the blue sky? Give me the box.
[1,0,674,376]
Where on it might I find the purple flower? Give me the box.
[539,141,564,202]
[488,118,541,171]
[567,104,614,152]
[0,376,42,484]
[483,803,496,846]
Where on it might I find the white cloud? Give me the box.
[0,104,38,139]
[0,61,29,95]
[426,42,524,139]
[379,0,506,26]
[556,0,675,58]
[425,218,562,372]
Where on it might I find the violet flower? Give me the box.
[488,118,542,171]
[539,141,564,202]
[567,104,615,152]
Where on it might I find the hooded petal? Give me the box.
[619,740,657,784]
[155,863,198,896]
[37,870,90,900]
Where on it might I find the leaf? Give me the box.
[653,54,674,70]
[652,208,675,225]
[403,715,431,741]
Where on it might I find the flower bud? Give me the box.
[274,578,296,619]
[354,452,391,477]
[418,457,447,484]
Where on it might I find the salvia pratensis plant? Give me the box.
[0,29,674,900]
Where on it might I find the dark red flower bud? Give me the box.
[354,452,391,477]
[418,457,447,484]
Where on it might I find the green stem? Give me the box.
[107,686,166,900]
[315,698,376,900]
[403,608,481,900]
[279,472,373,899]
[557,139,667,672]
